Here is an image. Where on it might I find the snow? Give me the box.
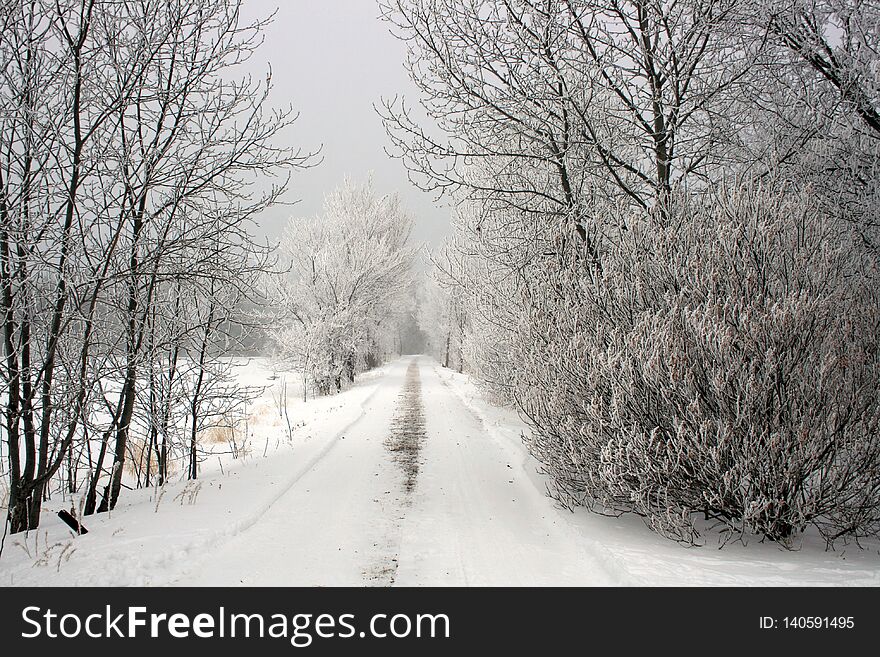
[428,364,880,587]
[2,356,879,587]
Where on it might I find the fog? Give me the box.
[238,0,452,249]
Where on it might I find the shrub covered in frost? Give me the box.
[515,183,880,545]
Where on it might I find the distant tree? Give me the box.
[269,179,416,394]
[418,260,467,372]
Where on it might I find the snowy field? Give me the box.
[1,356,878,587]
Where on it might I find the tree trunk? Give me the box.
[344,350,356,383]
[101,371,137,512]
[83,429,110,516]
[7,496,32,534]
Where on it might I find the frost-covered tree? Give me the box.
[418,264,467,371]
[736,0,880,231]
[380,0,755,238]
[391,1,880,546]
[0,0,311,532]
[765,0,880,137]
[269,180,416,395]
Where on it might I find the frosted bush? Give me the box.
[517,183,880,545]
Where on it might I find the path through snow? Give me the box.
[173,356,616,586]
[4,356,878,586]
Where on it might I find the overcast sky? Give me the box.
[238,0,451,249]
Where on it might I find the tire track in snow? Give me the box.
[385,361,426,495]
[364,360,425,585]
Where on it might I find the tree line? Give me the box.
[392,0,880,545]
[0,0,314,534]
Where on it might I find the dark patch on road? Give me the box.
[384,360,425,496]
[363,360,426,587]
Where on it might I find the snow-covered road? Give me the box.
[4,355,878,587]
[175,356,613,586]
